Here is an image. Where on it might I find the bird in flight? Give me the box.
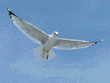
[7,8,103,60]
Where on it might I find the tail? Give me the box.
[49,49,56,60]
[33,47,56,61]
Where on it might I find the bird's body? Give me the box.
[7,8,103,60]
[43,35,57,51]
[42,34,58,59]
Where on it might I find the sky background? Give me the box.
[0,0,110,83]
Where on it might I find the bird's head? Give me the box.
[53,31,59,37]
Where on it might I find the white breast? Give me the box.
[43,35,57,50]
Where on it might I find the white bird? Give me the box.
[7,8,103,60]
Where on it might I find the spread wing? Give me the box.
[53,38,103,50]
[7,8,49,45]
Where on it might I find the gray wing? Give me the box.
[7,8,49,45]
[53,38,103,50]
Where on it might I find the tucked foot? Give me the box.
[46,50,49,60]
[46,55,48,60]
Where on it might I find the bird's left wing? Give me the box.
[53,38,103,50]
[7,8,49,45]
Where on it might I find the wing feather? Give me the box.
[7,9,49,45]
[53,38,103,50]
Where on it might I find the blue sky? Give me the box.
[0,0,110,83]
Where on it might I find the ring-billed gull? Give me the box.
[7,8,103,60]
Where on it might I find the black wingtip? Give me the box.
[7,8,17,17]
[94,39,103,45]
[91,39,103,46]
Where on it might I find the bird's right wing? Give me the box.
[53,38,103,50]
[7,8,49,45]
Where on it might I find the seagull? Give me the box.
[7,8,103,60]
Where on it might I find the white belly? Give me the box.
[43,36,57,51]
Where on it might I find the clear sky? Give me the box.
[0,0,110,83]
